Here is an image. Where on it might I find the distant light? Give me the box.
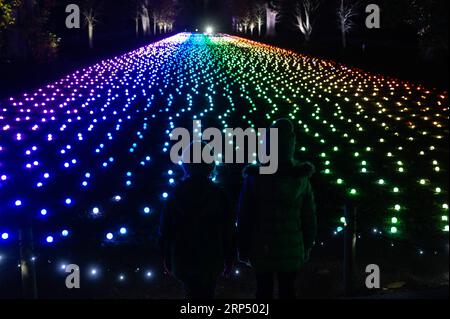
[146,271,153,278]
[206,26,214,34]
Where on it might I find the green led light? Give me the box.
[394,204,401,211]
[378,179,385,185]
[337,178,344,185]
[391,226,398,234]
[392,217,398,224]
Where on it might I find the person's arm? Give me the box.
[159,200,173,274]
[222,190,236,264]
[301,180,317,257]
[221,191,236,276]
[237,177,254,263]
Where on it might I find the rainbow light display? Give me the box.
[0,33,448,287]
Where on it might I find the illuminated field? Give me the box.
[0,33,448,273]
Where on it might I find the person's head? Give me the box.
[181,141,216,178]
[270,118,296,163]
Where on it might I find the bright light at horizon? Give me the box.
[205,26,213,34]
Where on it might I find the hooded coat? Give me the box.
[160,176,235,284]
[238,162,317,272]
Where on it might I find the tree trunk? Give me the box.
[135,19,139,38]
[340,0,346,49]
[88,24,94,49]
[341,19,346,48]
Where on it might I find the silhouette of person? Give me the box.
[237,119,317,299]
[160,142,235,299]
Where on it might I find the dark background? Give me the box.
[0,0,448,99]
